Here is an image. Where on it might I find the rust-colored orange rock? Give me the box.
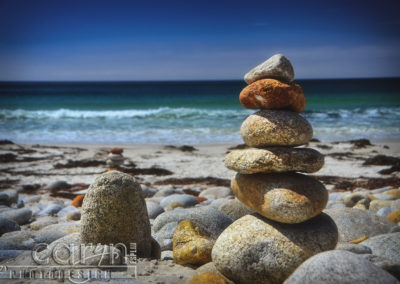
[71,195,85,207]
[110,148,123,154]
[239,79,305,112]
[188,273,228,284]
[387,210,400,223]
[195,196,207,203]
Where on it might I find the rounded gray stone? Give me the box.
[212,213,338,284]
[159,194,199,208]
[153,206,233,238]
[244,54,295,84]
[0,218,20,236]
[0,190,19,206]
[0,208,32,225]
[218,199,255,220]
[284,250,399,284]
[146,201,164,219]
[225,147,324,174]
[153,221,178,251]
[37,204,63,216]
[56,205,80,217]
[324,208,395,242]
[335,243,372,254]
[361,233,400,263]
[33,222,80,244]
[81,171,151,257]
[343,192,369,207]
[66,211,81,221]
[241,110,313,147]
[199,187,233,200]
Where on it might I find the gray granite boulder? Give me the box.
[33,222,80,244]
[0,218,20,236]
[44,180,70,192]
[284,250,399,284]
[30,216,58,230]
[218,199,255,220]
[146,201,164,219]
[37,204,63,216]
[244,54,295,84]
[199,187,233,200]
[361,233,400,263]
[56,205,80,217]
[0,190,19,206]
[324,208,395,242]
[81,171,151,257]
[335,243,372,254]
[159,194,199,208]
[0,208,32,225]
[153,206,233,251]
[212,213,338,284]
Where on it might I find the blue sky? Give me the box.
[0,0,399,81]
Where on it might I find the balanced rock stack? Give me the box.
[212,54,339,284]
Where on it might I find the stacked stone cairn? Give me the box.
[211,54,339,284]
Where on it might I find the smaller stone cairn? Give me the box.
[106,148,125,168]
[212,54,339,284]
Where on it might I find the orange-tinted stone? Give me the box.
[387,210,400,223]
[195,196,207,203]
[110,148,123,154]
[239,79,305,112]
[71,195,85,207]
[188,273,228,284]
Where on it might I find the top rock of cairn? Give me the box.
[244,54,295,84]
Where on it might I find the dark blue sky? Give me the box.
[1,0,399,81]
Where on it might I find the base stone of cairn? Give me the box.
[212,54,338,284]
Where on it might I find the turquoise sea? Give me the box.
[0,78,399,144]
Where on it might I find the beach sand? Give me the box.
[0,139,399,283]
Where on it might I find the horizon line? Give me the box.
[1,76,400,83]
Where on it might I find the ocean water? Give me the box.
[0,78,399,145]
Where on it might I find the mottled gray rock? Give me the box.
[160,194,199,208]
[363,254,400,281]
[361,233,400,263]
[0,218,20,236]
[0,208,32,225]
[374,193,397,200]
[30,216,58,230]
[343,192,369,207]
[212,213,338,284]
[324,208,395,242]
[225,147,324,174]
[153,206,233,235]
[284,250,398,284]
[33,222,80,244]
[241,110,313,147]
[335,243,372,254]
[44,180,70,192]
[56,205,80,217]
[153,221,178,251]
[37,204,63,216]
[218,199,255,220]
[141,185,157,198]
[209,198,232,209]
[390,226,400,233]
[0,250,24,262]
[244,54,295,84]
[378,207,395,218]
[66,211,81,221]
[0,190,19,206]
[199,187,233,200]
[153,187,183,198]
[146,201,164,219]
[81,171,151,257]
[370,200,395,213]
[0,230,35,250]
